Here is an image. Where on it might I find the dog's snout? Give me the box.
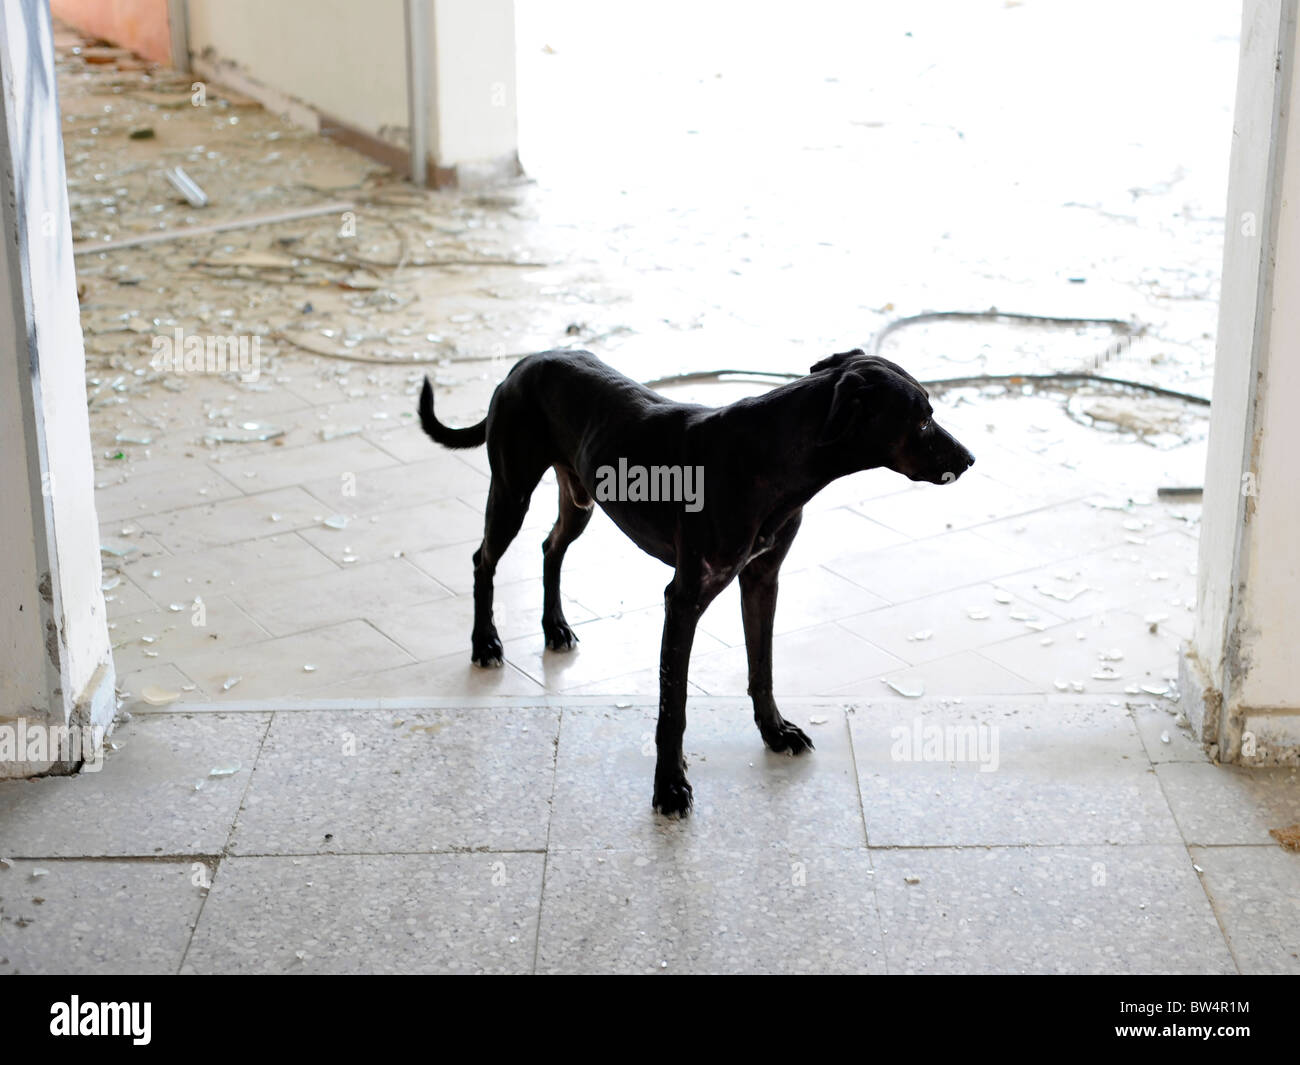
[936,425,974,473]
[933,436,975,485]
[951,445,975,480]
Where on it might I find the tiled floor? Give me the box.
[102,393,1203,709]
[2,698,1296,974]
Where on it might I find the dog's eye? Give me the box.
[918,419,931,431]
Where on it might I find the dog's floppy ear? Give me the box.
[820,370,869,444]
[809,348,865,374]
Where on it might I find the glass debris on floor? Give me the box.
[52,16,1219,731]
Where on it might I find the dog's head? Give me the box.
[810,349,975,484]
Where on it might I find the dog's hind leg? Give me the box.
[541,466,593,651]
[471,472,541,667]
[739,513,813,754]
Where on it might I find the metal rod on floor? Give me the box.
[404,0,430,187]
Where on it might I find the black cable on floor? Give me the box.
[642,308,1210,406]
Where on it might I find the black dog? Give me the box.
[419,349,974,816]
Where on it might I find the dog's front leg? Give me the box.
[652,577,704,817]
[739,522,813,754]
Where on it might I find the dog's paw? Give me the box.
[471,632,504,668]
[652,777,694,818]
[762,719,815,755]
[543,619,579,652]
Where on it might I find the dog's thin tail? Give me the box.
[418,376,486,449]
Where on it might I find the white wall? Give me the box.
[187,0,407,135]
[1192,0,1300,761]
[186,0,519,184]
[1194,0,1284,682]
[429,0,519,179]
[0,1,116,775]
[0,181,49,737]
[1237,2,1300,716]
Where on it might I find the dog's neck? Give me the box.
[709,374,883,507]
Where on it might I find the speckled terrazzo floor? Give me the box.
[1,696,1297,974]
